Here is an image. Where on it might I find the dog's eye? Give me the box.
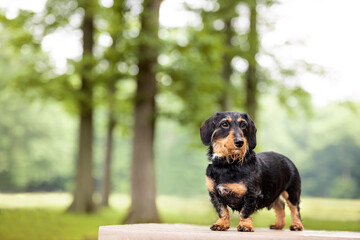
[240,121,247,130]
[221,122,229,128]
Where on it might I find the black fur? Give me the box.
[201,112,303,231]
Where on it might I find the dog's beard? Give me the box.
[227,151,246,164]
[212,134,249,164]
[212,147,248,164]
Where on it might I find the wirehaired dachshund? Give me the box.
[200,111,304,232]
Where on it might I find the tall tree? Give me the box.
[68,0,96,213]
[2,2,98,207]
[244,1,259,120]
[124,0,162,223]
[100,0,124,208]
[5,0,99,213]
[220,18,233,112]
[5,0,137,212]
[100,86,116,207]
[160,1,245,128]
[195,0,247,113]
[170,0,290,123]
[98,0,136,207]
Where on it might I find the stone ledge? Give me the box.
[99,224,360,240]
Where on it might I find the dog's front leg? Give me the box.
[237,194,256,232]
[209,192,230,231]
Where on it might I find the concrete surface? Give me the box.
[99,224,360,240]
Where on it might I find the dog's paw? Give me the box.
[210,224,230,231]
[269,224,284,230]
[290,224,304,231]
[237,224,254,232]
[237,218,254,232]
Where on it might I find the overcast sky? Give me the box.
[1,0,359,106]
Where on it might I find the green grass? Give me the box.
[0,193,359,240]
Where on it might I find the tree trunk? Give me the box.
[67,3,96,213]
[100,0,124,206]
[124,0,161,224]
[245,2,259,120]
[219,19,233,112]
[101,87,116,207]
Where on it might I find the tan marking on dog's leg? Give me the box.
[237,214,254,232]
[282,191,304,231]
[206,176,215,192]
[269,197,285,230]
[221,182,247,196]
[210,206,230,231]
[281,191,289,200]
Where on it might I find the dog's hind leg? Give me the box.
[282,191,304,231]
[269,197,286,230]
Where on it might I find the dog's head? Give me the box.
[200,112,257,163]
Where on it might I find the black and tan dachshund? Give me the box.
[200,111,304,232]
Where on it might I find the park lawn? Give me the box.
[0,193,359,240]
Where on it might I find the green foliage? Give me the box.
[157,0,315,135]
[0,94,75,192]
[303,137,360,198]
[258,99,360,199]
[155,120,208,196]
[1,90,360,199]
[0,11,49,100]
[0,0,359,205]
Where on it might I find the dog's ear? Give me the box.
[245,113,257,150]
[200,114,216,146]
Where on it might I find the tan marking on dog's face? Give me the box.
[227,117,232,122]
[218,182,247,196]
[213,130,236,157]
[237,118,242,123]
[212,130,248,163]
[206,176,215,192]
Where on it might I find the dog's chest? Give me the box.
[215,182,247,196]
[206,164,250,209]
[213,181,247,210]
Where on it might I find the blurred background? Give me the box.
[0,0,359,239]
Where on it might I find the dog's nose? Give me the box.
[234,139,244,148]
